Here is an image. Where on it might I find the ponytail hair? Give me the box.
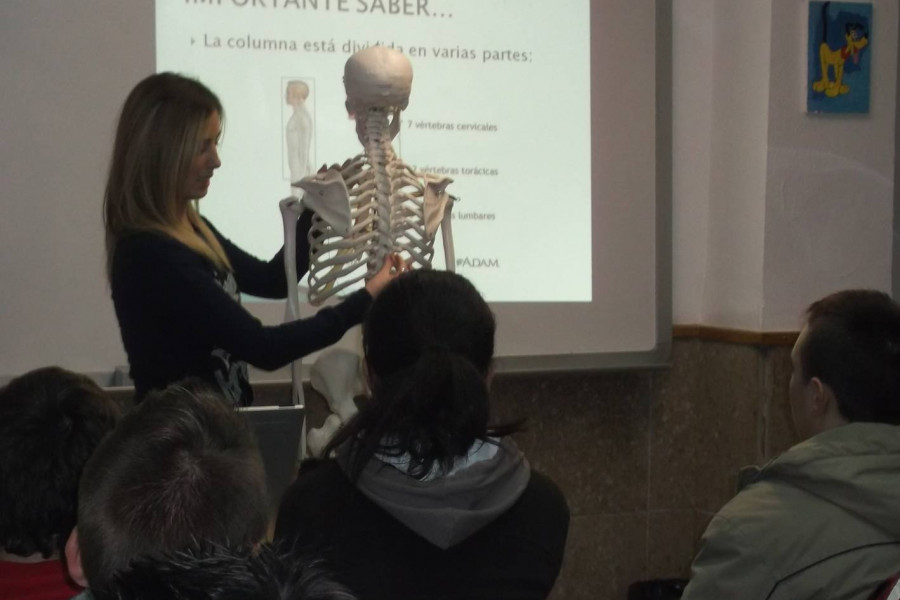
[325,270,522,480]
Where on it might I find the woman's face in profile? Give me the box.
[179,111,222,203]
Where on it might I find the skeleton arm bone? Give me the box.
[440,200,456,272]
[279,197,306,413]
[423,176,454,237]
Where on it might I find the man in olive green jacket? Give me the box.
[683,290,900,600]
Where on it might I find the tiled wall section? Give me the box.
[114,337,796,600]
[489,338,797,600]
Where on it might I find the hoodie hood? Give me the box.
[754,422,900,537]
[344,437,530,549]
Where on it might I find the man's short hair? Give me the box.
[77,381,269,593]
[802,289,900,424]
[0,367,120,557]
[102,544,356,600]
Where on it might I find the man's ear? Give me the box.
[809,376,849,429]
[65,527,88,588]
[806,376,829,417]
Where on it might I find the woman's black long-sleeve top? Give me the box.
[110,211,370,405]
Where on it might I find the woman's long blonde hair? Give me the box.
[104,73,232,277]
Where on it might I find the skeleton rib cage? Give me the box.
[302,108,454,306]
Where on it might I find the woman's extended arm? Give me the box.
[203,211,313,299]
[114,232,369,372]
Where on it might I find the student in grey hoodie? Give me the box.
[275,270,570,600]
[683,289,900,600]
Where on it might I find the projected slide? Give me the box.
[156,0,591,302]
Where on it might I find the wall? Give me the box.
[701,1,773,330]
[499,338,798,600]
[672,0,774,328]
[0,2,152,377]
[671,0,713,325]
[762,0,898,329]
[672,0,899,330]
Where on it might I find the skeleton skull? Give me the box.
[344,46,412,142]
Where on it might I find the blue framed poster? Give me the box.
[808,1,871,114]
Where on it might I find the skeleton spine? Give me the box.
[363,109,396,268]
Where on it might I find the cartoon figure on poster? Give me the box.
[807,1,871,114]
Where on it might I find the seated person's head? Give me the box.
[790,289,900,439]
[103,544,356,600]
[327,269,519,479]
[66,381,269,595]
[0,367,120,560]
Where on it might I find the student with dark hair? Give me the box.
[0,367,120,600]
[797,289,900,426]
[683,289,900,600]
[275,270,570,600]
[102,544,356,600]
[104,72,401,406]
[65,382,269,599]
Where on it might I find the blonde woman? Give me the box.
[104,73,398,406]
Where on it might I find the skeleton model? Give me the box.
[279,45,457,456]
[293,45,456,305]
